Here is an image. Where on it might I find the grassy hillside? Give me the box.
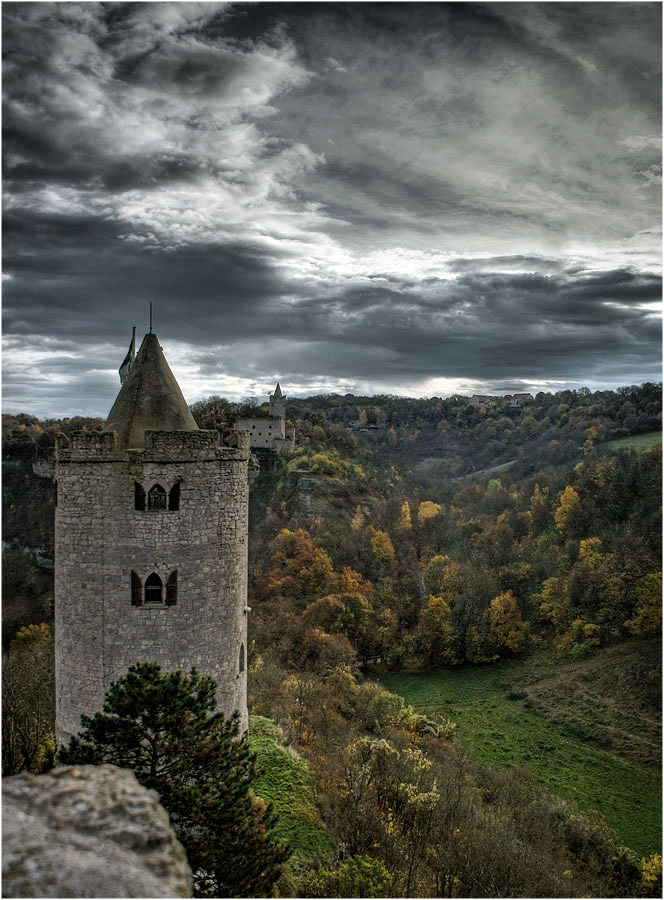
[605,430,662,451]
[249,715,334,871]
[504,641,661,767]
[380,644,661,857]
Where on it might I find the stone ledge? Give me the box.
[2,764,192,898]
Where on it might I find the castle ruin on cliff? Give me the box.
[235,383,295,456]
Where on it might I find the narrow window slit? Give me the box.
[134,483,146,510]
[131,571,142,606]
[168,482,180,511]
[166,570,178,605]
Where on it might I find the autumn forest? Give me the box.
[2,382,662,897]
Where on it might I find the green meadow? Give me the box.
[605,430,662,451]
[380,655,661,857]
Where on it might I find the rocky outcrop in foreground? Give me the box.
[2,764,192,898]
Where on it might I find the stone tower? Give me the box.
[53,332,250,744]
[269,382,286,420]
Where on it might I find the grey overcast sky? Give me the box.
[2,2,661,418]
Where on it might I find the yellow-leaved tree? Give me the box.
[365,526,395,563]
[426,594,460,665]
[624,573,662,637]
[489,590,526,654]
[638,852,662,898]
[554,485,583,537]
[529,483,550,526]
[398,501,412,531]
[417,501,441,523]
[538,576,572,629]
[2,623,55,775]
[424,555,451,595]
[578,536,603,565]
[350,505,365,532]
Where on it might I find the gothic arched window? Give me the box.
[148,484,167,510]
[239,643,245,674]
[144,572,163,604]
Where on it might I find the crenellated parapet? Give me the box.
[55,428,251,465]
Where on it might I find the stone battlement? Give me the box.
[56,428,250,463]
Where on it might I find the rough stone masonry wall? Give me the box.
[269,396,286,420]
[236,415,286,450]
[54,429,249,744]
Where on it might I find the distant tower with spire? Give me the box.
[53,330,251,743]
[269,382,286,420]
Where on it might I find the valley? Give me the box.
[3,382,662,896]
[381,641,661,856]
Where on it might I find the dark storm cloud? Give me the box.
[2,2,661,416]
[2,208,296,339]
[201,264,661,391]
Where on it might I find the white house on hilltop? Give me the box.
[510,393,533,407]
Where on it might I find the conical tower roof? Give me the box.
[273,382,283,398]
[105,333,198,449]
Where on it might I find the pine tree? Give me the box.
[58,662,289,897]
